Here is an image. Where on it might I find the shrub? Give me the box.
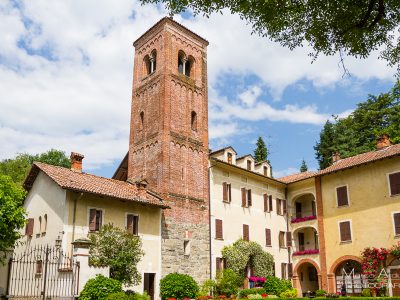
[263,276,292,295]
[160,273,199,300]
[79,275,122,300]
[315,290,327,297]
[134,292,151,300]
[267,296,278,298]
[326,293,339,298]
[248,294,263,299]
[239,288,266,298]
[106,292,132,300]
[361,289,371,297]
[279,289,297,298]
[199,279,217,296]
[216,269,240,296]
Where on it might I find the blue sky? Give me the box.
[0,1,396,179]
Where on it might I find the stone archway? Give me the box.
[293,259,321,297]
[329,256,365,295]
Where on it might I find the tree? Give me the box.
[141,0,400,71]
[0,149,70,186]
[0,175,26,264]
[314,81,400,169]
[89,224,144,285]
[300,159,308,172]
[254,136,269,163]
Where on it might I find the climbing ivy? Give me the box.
[221,239,274,282]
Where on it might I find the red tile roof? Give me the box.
[278,143,400,183]
[24,162,169,208]
[278,171,318,184]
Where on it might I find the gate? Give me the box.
[6,245,80,299]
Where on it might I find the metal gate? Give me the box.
[6,245,80,299]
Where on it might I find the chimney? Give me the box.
[332,152,341,164]
[376,134,392,149]
[70,152,84,172]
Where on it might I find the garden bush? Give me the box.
[160,273,199,300]
[79,274,122,300]
[216,269,240,296]
[263,276,292,295]
[106,292,132,300]
[361,288,371,297]
[279,289,297,298]
[247,294,263,299]
[239,288,266,298]
[199,279,217,296]
[315,290,327,297]
[325,293,339,298]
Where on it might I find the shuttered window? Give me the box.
[389,172,400,196]
[286,232,292,247]
[339,221,352,242]
[127,214,139,235]
[243,224,249,241]
[215,219,223,239]
[25,218,34,236]
[283,200,287,214]
[265,228,272,247]
[241,188,251,207]
[394,213,400,235]
[279,231,285,248]
[241,188,246,207]
[288,263,293,279]
[336,186,349,206]
[216,257,222,272]
[281,263,287,279]
[89,209,103,232]
[277,199,282,215]
[264,194,268,212]
[247,189,252,207]
[222,182,230,202]
[269,195,273,212]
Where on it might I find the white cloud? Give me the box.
[273,167,299,178]
[0,1,396,171]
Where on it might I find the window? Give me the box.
[215,219,223,239]
[389,172,400,196]
[263,166,268,176]
[263,194,269,212]
[216,257,226,272]
[243,224,249,241]
[288,263,293,279]
[178,51,185,74]
[247,160,252,170]
[222,182,231,203]
[276,199,287,215]
[25,218,34,236]
[265,228,272,247]
[241,188,252,207]
[227,152,233,164]
[191,111,197,131]
[43,214,47,234]
[281,263,287,279]
[38,216,42,235]
[140,111,144,130]
[143,50,156,75]
[393,212,400,235]
[184,240,191,256]
[336,185,349,206]
[127,214,139,235]
[286,231,292,247]
[339,220,352,242]
[269,195,273,212]
[279,231,285,248]
[89,209,103,232]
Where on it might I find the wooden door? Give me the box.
[144,273,155,300]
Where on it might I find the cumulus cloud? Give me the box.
[0,1,396,171]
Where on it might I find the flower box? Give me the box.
[292,249,319,256]
[291,215,317,223]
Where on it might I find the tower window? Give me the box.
[178,51,193,77]
[191,111,197,131]
[144,50,156,76]
[140,111,144,130]
[227,152,233,164]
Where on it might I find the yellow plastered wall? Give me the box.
[321,157,400,273]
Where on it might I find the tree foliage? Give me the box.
[254,136,269,163]
[221,239,274,283]
[315,81,400,169]
[0,149,70,186]
[299,159,308,172]
[89,224,144,285]
[140,0,400,71]
[0,175,26,264]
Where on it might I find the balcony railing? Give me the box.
[292,249,319,256]
[290,215,317,223]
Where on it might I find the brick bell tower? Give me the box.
[128,18,210,281]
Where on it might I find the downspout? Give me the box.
[71,192,84,254]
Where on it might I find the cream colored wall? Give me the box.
[210,164,289,279]
[322,157,400,273]
[65,191,162,295]
[20,172,68,251]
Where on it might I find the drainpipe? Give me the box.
[71,192,84,254]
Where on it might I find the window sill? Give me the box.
[215,238,224,241]
[390,193,400,198]
[222,201,231,204]
[340,240,352,244]
[337,204,350,208]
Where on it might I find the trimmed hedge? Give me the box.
[239,288,267,298]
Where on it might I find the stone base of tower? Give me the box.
[161,217,210,283]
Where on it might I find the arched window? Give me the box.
[38,216,42,235]
[140,111,144,130]
[178,51,186,75]
[186,56,194,77]
[144,55,151,75]
[150,50,156,73]
[191,111,197,131]
[43,214,47,234]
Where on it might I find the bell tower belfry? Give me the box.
[128,17,210,281]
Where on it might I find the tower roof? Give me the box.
[133,17,209,47]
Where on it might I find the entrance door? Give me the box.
[296,202,302,218]
[144,273,155,300]
[298,232,305,251]
[392,269,400,296]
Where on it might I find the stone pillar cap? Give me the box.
[72,238,92,248]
